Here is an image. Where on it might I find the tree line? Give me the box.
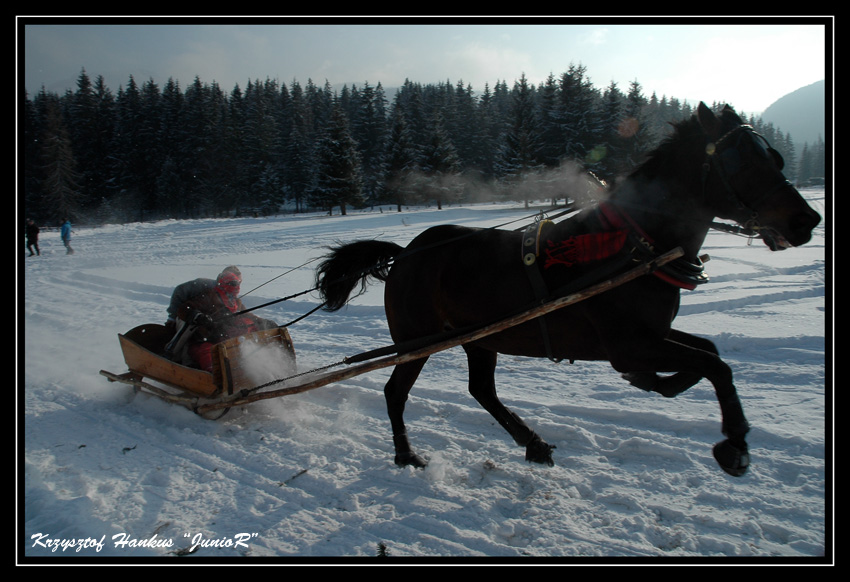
[22,64,824,226]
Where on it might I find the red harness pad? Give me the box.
[542,229,628,269]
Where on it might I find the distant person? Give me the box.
[25,218,40,256]
[60,218,74,254]
[169,266,277,371]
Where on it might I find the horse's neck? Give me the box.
[605,177,712,259]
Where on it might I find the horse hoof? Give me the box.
[712,439,750,476]
[394,451,428,469]
[525,436,556,467]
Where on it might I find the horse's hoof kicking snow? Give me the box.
[525,435,555,467]
[713,439,750,476]
[394,451,428,469]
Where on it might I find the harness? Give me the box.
[520,202,709,362]
[595,202,709,290]
[521,219,563,362]
[523,203,707,287]
[702,124,790,237]
[518,123,789,361]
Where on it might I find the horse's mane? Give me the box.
[628,114,705,181]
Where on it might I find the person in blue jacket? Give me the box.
[60,218,74,254]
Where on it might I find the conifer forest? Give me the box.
[22,65,826,226]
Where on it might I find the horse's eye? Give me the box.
[768,148,785,171]
[750,135,784,170]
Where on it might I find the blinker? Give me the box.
[750,132,785,171]
[709,126,785,174]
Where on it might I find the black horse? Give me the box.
[315,103,821,477]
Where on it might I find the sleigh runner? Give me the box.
[100,323,295,419]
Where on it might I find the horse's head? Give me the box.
[697,102,821,250]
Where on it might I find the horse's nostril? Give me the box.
[795,209,821,233]
[809,210,822,230]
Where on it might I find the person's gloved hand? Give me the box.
[190,310,214,327]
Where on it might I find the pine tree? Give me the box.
[155,78,189,216]
[91,75,118,207]
[418,111,460,210]
[312,103,364,215]
[385,106,419,211]
[305,79,333,137]
[618,80,654,174]
[812,135,826,180]
[112,76,147,219]
[393,79,428,159]
[138,78,165,215]
[178,76,231,216]
[559,64,602,167]
[537,73,563,168]
[778,131,797,181]
[598,81,626,180]
[242,78,284,214]
[798,143,812,184]
[283,80,315,212]
[24,92,45,220]
[350,82,389,205]
[67,69,105,212]
[494,74,544,207]
[449,80,479,168]
[473,83,500,179]
[38,95,81,222]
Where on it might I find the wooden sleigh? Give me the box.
[99,323,295,419]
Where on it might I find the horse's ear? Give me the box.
[697,102,721,139]
[721,104,743,123]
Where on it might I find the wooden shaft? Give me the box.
[194,247,684,415]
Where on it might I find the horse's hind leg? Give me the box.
[385,358,429,468]
[464,345,555,466]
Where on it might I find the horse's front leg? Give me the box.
[607,334,750,476]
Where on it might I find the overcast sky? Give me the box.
[20,17,831,115]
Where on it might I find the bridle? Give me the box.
[702,124,791,237]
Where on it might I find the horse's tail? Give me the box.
[315,240,404,311]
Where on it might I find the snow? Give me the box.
[20,190,830,563]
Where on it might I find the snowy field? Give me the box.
[20,189,830,564]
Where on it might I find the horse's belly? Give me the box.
[469,308,608,361]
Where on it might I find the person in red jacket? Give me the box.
[175,266,277,372]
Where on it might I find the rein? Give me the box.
[232,205,576,324]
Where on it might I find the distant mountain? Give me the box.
[760,80,825,147]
